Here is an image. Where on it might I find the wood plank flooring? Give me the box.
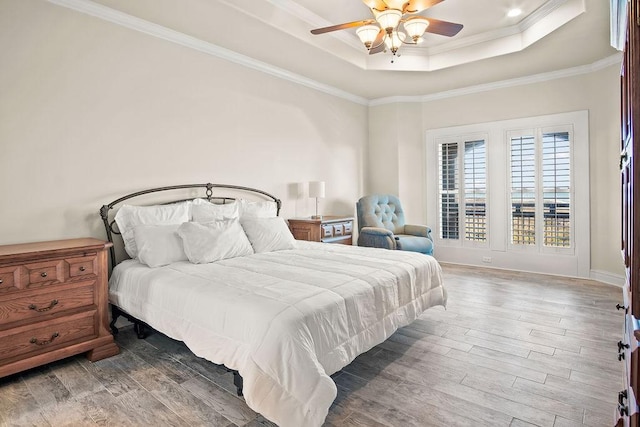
[0,264,624,426]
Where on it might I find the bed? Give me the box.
[100,183,446,427]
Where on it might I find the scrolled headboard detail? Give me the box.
[100,183,281,269]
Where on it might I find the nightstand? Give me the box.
[0,238,119,378]
[287,216,354,245]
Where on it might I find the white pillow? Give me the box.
[114,203,190,259]
[241,217,296,253]
[191,198,240,223]
[239,199,278,218]
[177,219,254,264]
[134,224,187,268]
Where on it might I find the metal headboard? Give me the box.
[99,183,282,270]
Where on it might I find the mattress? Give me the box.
[108,241,446,426]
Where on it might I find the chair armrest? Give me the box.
[404,224,433,241]
[358,227,397,250]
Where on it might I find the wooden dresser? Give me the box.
[618,0,640,424]
[288,216,354,245]
[0,238,119,378]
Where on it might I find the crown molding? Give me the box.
[261,0,364,50]
[368,53,623,106]
[423,0,570,56]
[47,0,369,105]
[47,0,619,107]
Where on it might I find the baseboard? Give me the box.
[440,261,626,288]
[590,269,625,287]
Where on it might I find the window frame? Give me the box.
[425,110,590,278]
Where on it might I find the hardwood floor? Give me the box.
[0,264,624,426]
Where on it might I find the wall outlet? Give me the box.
[482,256,492,263]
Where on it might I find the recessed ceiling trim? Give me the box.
[46,0,369,105]
[423,0,577,56]
[218,0,366,68]
[261,0,364,50]
[519,0,575,31]
[369,53,622,106]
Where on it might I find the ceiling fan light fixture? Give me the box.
[404,17,430,42]
[356,24,380,49]
[376,9,402,32]
[309,0,463,63]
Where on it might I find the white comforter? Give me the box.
[109,241,446,427]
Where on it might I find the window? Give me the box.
[508,129,572,250]
[437,136,487,244]
[426,111,589,277]
[510,135,536,245]
[542,131,571,247]
[438,143,459,239]
[464,140,487,242]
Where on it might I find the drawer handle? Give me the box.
[619,390,629,416]
[616,303,628,313]
[0,279,3,284]
[28,299,58,312]
[30,332,59,346]
[40,272,48,278]
[79,266,86,272]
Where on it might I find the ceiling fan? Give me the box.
[310,0,463,60]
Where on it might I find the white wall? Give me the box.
[368,65,624,279]
[0,0,623,281]
[0,0,368,245]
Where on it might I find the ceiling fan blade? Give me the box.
[311,20,375,35]
[403,0,444,14]
[424,17,463,37]
[369,30,386,54]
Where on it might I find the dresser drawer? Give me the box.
[24,260,65,288]
[0,310,97,363]
[321,220,353,245]
[66,255,97,278]
[0,266,23,293]
[0,283,95,327]
[322,224,334,238]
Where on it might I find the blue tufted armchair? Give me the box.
[356,194,434,256]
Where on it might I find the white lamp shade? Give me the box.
[309,181,325,198]
[356,25,380,48]
[404,17,429,41]
[376,9,402,31]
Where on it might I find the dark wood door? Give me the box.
[621,1,640,424]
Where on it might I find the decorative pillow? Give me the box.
[239,199,278,218]
[177,219,254,264]
[191,198,240,223]
[134,224,187,268]
[114,202,190,259]
[241,217,296,253]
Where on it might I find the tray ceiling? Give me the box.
[57,0,619,99]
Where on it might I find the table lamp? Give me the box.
[309,181,325,219]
